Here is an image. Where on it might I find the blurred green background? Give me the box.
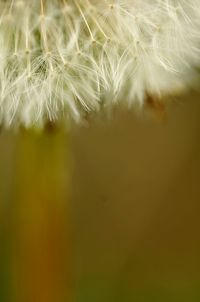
[1,92,200,301]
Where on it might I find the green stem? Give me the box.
[11,126,72,302]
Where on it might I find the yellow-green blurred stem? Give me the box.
[11,125,72,302]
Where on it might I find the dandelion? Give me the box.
[0,0,199,127]
[1,2,200,302]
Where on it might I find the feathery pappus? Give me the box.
[0,0,200,127]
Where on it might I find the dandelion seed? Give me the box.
[0,0,199,127]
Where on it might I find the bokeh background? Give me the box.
[1,91,200,301]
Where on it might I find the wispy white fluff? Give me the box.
[0,0,200,126]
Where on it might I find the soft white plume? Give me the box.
[0,0,200,126]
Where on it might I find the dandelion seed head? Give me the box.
[0,0,200,127]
